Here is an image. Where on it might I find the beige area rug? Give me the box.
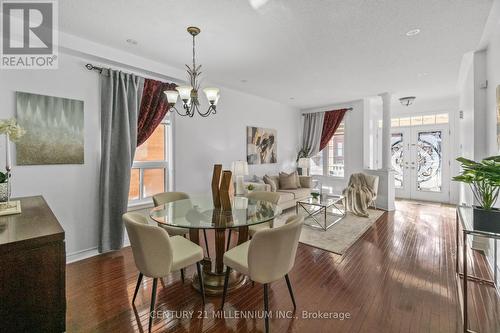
[276,208,384,255]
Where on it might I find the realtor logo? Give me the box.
[1,0,58,69]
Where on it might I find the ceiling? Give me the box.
[59,0,493,109]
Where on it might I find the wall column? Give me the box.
[379,92,392,170]
[364,92,395,211]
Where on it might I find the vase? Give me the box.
[0,182,9,202]
[473,206,500,234]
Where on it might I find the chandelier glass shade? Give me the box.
[164,27,220,117]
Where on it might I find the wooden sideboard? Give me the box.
[0,196,66,333]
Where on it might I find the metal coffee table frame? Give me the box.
[296,195,346,231]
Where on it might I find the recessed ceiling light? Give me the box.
[417,72,429,77]
[126,38,138,45]
[405,29,420,37]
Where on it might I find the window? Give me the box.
[310,121,345,178]
[128,117,172,205]
[390,113,449,127]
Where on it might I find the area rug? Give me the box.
[279,209,384,255]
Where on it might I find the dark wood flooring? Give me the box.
[66,201,500,332]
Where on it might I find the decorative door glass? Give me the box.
[391,133,404,188]
[416,131,442,192]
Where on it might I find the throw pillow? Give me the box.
[279,172,298,190]
[299,176,312,188]
[280,171,301,188]
[263,175,277,192]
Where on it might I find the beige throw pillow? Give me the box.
[263,175,277,192]
[279,172,299,190]
[279,171,301,188]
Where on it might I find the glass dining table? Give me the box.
[149,194,281,295]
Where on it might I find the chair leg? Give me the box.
[148,278,158,333]
[196,262,206,305]
[180,268,185,283]
[285,274,296,309]
[226,230,232,251]
[221,267,231,309]
[132,272,143,304]
[263,283,269,333]
[203,229,210,258]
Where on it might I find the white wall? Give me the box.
[0,53,100,258]
[457,0,500,285]
[301,99,365,194]
[173,88,300,193]
[0,46,300,259]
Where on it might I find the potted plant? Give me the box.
[453,155,500,233]
[246,184,255,193]
[0,171,8,202]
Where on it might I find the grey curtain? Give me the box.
[301,112,325,157]
[98,69,144,252]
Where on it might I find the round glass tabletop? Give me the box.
[149,195,281,229]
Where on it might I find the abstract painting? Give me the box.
[497,85,500,152]
[16,92,84,165]
[247,126,277,164]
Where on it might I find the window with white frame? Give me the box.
[128,117,172,205]
[310,121,345,177]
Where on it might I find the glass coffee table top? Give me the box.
[298,194,344,207]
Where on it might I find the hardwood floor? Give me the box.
[66,201,500,332]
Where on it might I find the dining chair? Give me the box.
[153,192,211,260]
[221,215,304,333]
[226,191,281,251]
[124,212,205,333]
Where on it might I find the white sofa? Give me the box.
[244,176,312,210]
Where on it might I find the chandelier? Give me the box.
[164,27,220,117]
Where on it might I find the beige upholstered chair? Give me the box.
[153,192,211,258]
[226,191,281,251]
[124,212,205,333]
[221,215,304,333]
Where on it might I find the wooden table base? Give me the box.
[189,225,249,296]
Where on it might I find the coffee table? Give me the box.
[296,195,346,231]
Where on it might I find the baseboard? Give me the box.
[66,238,131,264]
[66,247,99,264]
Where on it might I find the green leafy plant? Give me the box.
[296,148,308,162]
[453,156,500,210]
[0,171,7,184]
[247,184,255,191]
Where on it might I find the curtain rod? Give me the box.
[85,63,103,73]
[302,107,353,115]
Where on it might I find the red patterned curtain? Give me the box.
[319,109,348,151]
[137,79,177,146]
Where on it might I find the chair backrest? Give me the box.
[152,192,190,207]
[364,174,379,195]
[246,191,280,205]
[248,215,304,283]
[123,212,173,278]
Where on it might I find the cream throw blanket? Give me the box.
[342,173,376,217]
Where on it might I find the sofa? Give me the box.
[243,175,312,210]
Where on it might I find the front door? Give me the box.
[391,124,450,203]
